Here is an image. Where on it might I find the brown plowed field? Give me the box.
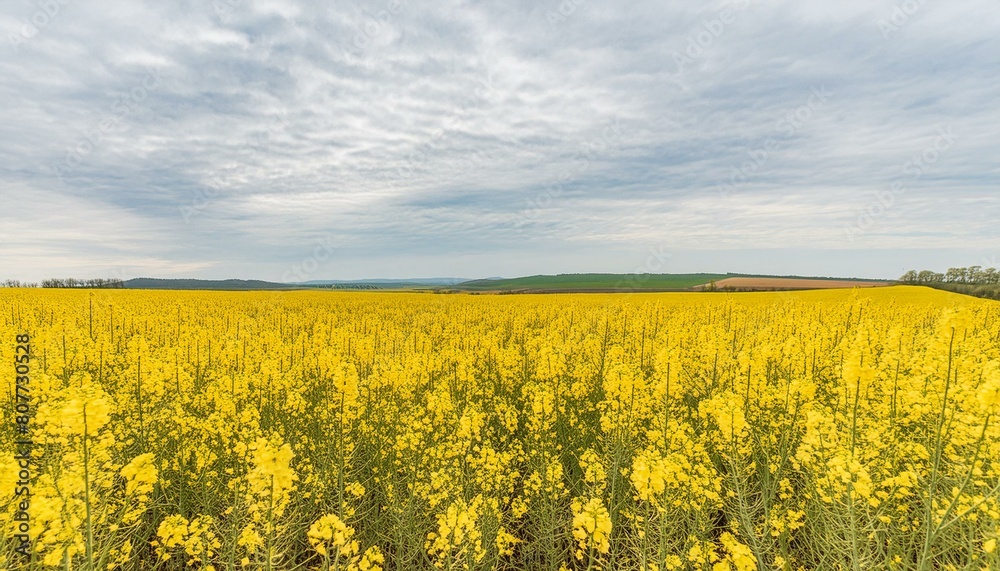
[697,277,891,291]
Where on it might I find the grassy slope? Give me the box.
[921,282,1000,301]
[453,273,729,291]
[125,278,305,290]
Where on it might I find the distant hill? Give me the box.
[125,278,301,290]
[123,277,467,290]
[452,273,729,292]
[116,273,896,292]
[299,278,470,287]
[121,274,728,292]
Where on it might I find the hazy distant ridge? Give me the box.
[121,273,895,292]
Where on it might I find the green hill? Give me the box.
[125,278,303,290]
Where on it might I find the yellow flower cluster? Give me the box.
[308,513,356,558]
[631,420,722,511]
[119,453,157,523]
[246,438,298,521]
[307,513,383,571]
[716,532,757,571]
[154,514,221,568]
[426,497,486,569]
[571,497,612,560]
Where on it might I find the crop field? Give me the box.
[696,278,889,292]
[452,274,730,292]
[2,287,999,571]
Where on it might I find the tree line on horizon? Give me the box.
[1,278,126,288]
[898,266,999,285]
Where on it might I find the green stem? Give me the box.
[919,327,955,571]
[925,414,993,540]
[266,474,275,571]
[848,376,861,571]
[83,404,94,571]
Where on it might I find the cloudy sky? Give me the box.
[1,0,998,282]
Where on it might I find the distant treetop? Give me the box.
[898,266,998,285]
